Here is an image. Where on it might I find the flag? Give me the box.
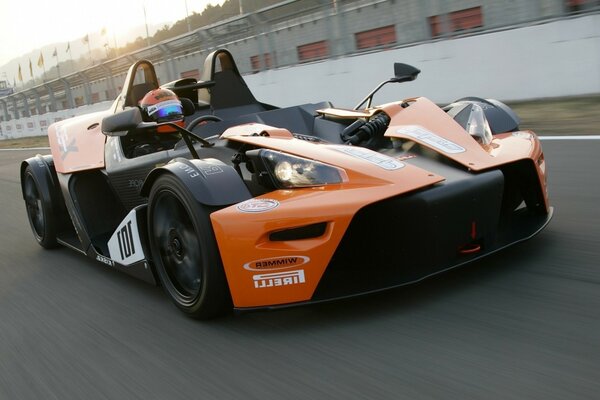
[37,52,44,68]
[101,27,106,36]
[52,47,57,57]
[66,42,71,53]
[29,59,33,77]
[82,34,89,44]
[18,64,23,82]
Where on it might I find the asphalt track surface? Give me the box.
[1,140,599,400]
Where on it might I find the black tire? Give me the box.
[147,174,231,319]
[22,165,58,249]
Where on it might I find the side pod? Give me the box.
[140,158,252,206]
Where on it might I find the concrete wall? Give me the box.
[245,13,600,108]
[1,13,598,139]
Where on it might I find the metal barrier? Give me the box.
[0,101,112,139]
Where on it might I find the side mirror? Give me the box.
[354,62,421,110]
[392,63,421,83]
[101,107,144,137]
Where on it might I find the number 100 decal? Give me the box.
[117,221,136,259]
[108,209,145,265]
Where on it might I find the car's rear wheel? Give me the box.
[147,174,231,318]
[22,166,58,249]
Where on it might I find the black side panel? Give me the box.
[105,136,178,210]
[69,170,126,255]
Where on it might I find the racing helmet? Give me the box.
[139,88,184,132]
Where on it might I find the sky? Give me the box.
[0,0,225,71]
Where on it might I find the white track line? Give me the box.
[539,135,600,140]
[0,147,51,151]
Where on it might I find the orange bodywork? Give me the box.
[380,98,548,210]
[211,150,444,308]
[48,110,110,174]
[211,97,549,309]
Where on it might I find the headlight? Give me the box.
[249,149,345,188]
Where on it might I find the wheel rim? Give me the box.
[24,174,45,239]
[152,190,203,301]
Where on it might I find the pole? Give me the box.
[68,44,74,73]
[184,0,191,32]
[87,37,93,65]
[113,32,118,57]
[143,2,151,46]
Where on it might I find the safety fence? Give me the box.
[0,101,111,139]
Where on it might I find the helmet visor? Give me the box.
[146,99,183,120]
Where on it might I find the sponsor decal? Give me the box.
[253,270,306,289]
[108,209,145,265]
[177,162,223,178]
[128,179,143,189]
[96,254,114,267]
[397,154,416,161]
[198,164,223,176]
[237,198,279,213]
[243,255,310,271]
[56,126,79,160]
[333,145,404,170]
[117,221,135,259]
[178,163,201,178]
[396,125,466,154]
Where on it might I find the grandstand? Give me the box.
[0,0,598,138]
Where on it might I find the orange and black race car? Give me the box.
[21,49,552,318]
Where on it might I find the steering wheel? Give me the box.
[174,115,223,151]
[187,115,223,132]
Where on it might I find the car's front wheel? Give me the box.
[147,174,231,319]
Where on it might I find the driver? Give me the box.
[127,88,184,157]
[139,88,184,133]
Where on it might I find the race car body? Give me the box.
[21,49,552,317]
